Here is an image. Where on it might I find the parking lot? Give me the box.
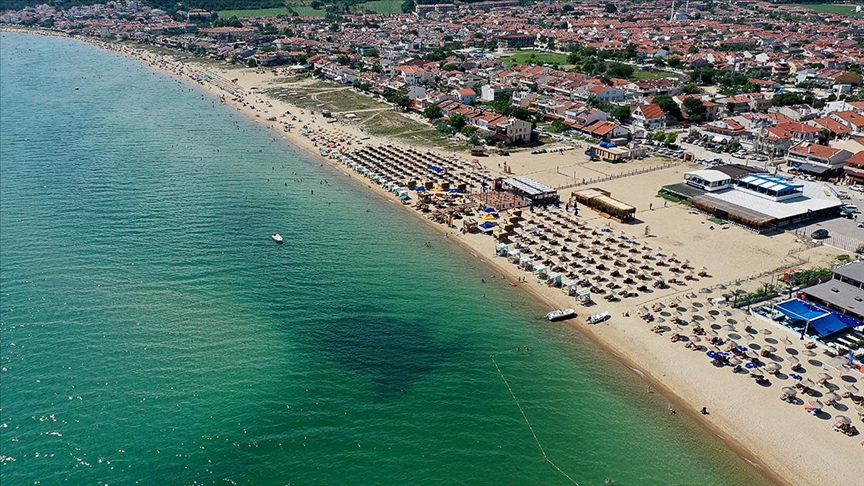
[800,188,864,252]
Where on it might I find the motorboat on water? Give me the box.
[546,308,577,322]
[271,234,284,243]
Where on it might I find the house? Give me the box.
[830,111,864,134]
[725,95,752,115]
[786,142,853,179]
[498,33,535,48]
[585,85,625,103]
[809,117,853,137]
[395,65,432,86]
[451,88,477,105]
[844,151,864,185]
[582,120,629,140]
[631,104,665,130]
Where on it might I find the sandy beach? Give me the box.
[8,28,863,485]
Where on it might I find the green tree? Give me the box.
[666,56,682,69]
[607,62,634,79]
[604,2,617,13]
[423,104,443,120]
[682,83,702,95]
[611,105,631,124]
[448,113,467,131]
[654,95,683,121]
[401,0,416,13]
[664,132,678,146]
[682,97,706,122]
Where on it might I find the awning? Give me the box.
[795,163,831,175]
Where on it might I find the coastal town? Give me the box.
[3,0,864,483]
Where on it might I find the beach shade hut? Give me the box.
[520,256,534,271]
[534,265,547,278]
[546,272,563,287]
[576,288,592,304]
[508,250,522,263]
[562,280,578,296]
[496,243,509,257]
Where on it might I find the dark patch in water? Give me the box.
[313,306,456,398]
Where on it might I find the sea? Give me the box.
[0,32,772,485]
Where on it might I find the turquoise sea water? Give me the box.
[0,33,771,485]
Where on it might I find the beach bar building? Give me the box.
[502,176,560,205]
[675,173,843,232]
[571,188,636,222]
[801,262,864,323]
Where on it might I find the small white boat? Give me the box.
[587,311,610,324]
[271,234,284,243]
[546,308,577,322]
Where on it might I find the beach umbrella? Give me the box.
[706,350,718,358]
[788,356,800,365]
[825,392,842,402]
[721,324,735,331]
[763,345,777,353]
[735,345,747,352]
[760,329,772,335]
[728,356,742,366]
[808,399,824,409]
[790,373,803,381]
[766,363,781,372]
[690,335,702,342]
[802,349,816,356]
[844,384,859,394]
[782,386,797,396]
[745,361,758,369]
[782,337,792,345]
[744,333,754,341]
[818,372,832,381]
[834,415,852,425]
[855,405,864,416]
[706,328,718,336]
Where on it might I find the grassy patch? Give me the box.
[360,0,403,14]
[217,3,327,18]
[217,7,292,18]
[501,51,570,66]
[787,4,863,17]
[708,217,728,225]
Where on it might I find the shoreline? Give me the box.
[5,28,862,485]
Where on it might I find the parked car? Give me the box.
[840,204,859,213]
[811,229,830,240]
[849,185,864,193]
[858,221,864,228]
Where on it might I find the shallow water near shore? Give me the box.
[0,33,772,485]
